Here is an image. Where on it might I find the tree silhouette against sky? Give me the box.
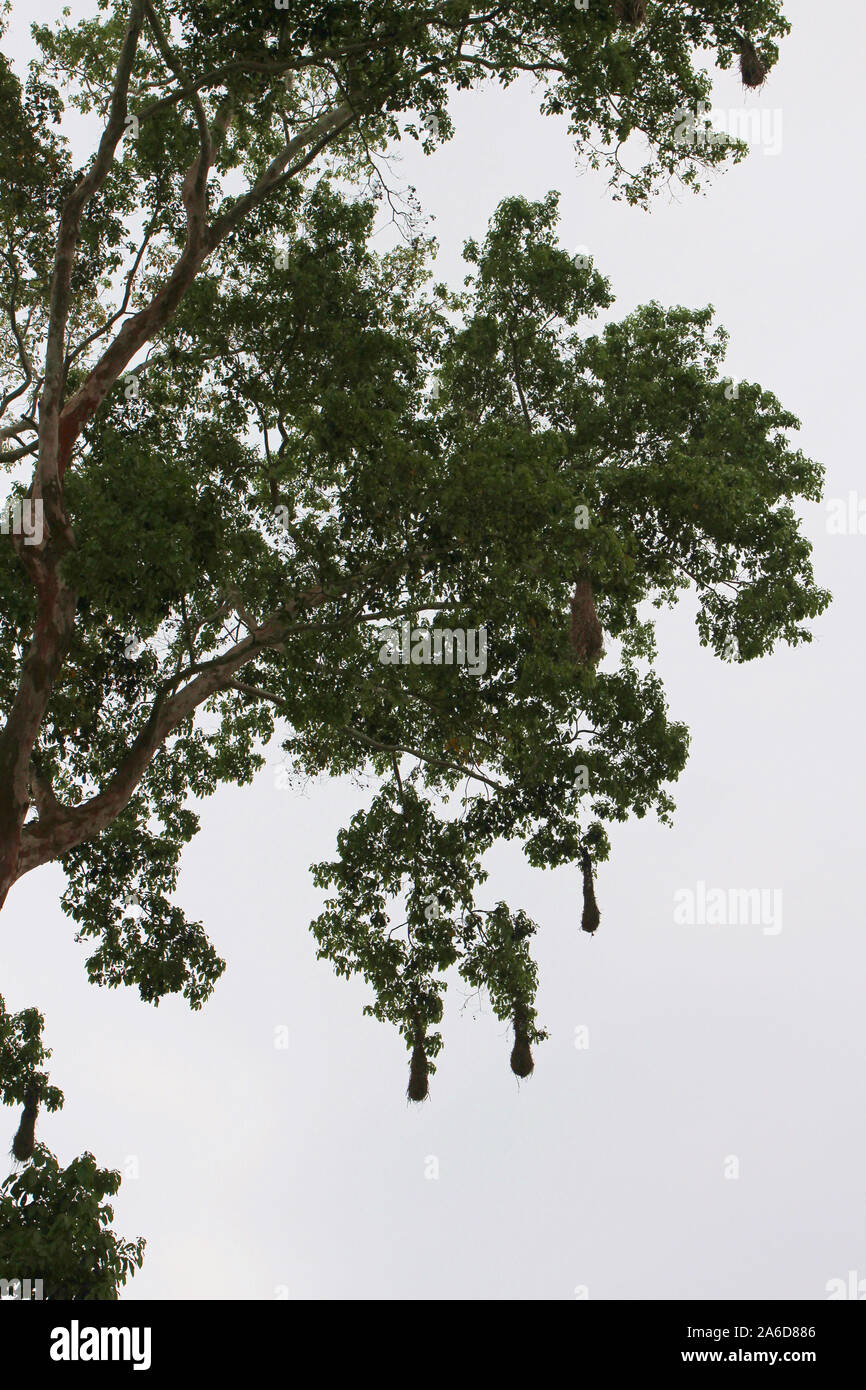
[0,1,826,1293]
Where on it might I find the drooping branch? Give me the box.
[342,724,503,793]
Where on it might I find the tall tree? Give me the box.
[0,1,825,1290]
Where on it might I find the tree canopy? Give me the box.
[0,0,826,1293]
[0,1143,145,1298]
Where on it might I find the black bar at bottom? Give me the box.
[0,1298,862,1375]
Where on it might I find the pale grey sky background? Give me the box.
[2,0,864,1299]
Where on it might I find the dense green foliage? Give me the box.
[0,1,825,1292]
[0,1145,144,1298]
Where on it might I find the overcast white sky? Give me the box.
[2,0,865,1300]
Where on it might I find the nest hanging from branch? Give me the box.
[510,1007,534,1078]
[12,1084,39,1162]
[738,37,768,89]
[407,1028,430,1103]
[580,850,601,935]
[569,578,604,667]
[614,0,647,25]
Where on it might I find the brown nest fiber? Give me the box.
[510,1024,534,1079]
[510,1003,535,1077]
[569,578,604,667]
[407,1034,429,1103]
[738,37,768,89]
[614,0,647,25]
[12,1085,38,1162]
[580,851,601,935]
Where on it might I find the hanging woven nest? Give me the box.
[738,37,768,89]
[580,850,601,935]
[569,578,604,667]
[613,0,647,25]
[11,1084,39,1162]
[510,1004,534,1077]
[510,1023,534,1078]
[407,1031,429,1103]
